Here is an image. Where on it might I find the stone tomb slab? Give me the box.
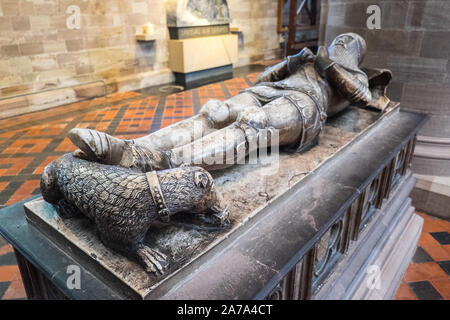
[24,106,384,300]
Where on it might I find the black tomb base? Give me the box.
[174,65,233,89]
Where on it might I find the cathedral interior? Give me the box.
[0,0,448,302]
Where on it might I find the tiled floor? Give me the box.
[395,212,450,300]
[0,72,448,300]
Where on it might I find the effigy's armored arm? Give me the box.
[315,47,371,107]
[256,48,316,84]
[324,64,372,106]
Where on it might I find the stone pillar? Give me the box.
[321,0,450,219]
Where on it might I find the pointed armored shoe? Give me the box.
[68,128,171,172]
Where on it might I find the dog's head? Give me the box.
[158,166,228,222]
[192,168,227,211]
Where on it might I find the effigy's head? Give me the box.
[328,33,367,72]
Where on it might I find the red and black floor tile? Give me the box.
[0,239,25,300]
[395,213,450,300]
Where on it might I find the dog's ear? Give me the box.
[194,171,211,189]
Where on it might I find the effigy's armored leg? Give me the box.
[166,91,326,171]
[68,92,262,171]
[68,128,173,172]
[68,114,216,171]
[134,92,261,148]
[167,95,315,171]
[262,92,326,153]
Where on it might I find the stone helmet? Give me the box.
[328,33,367,78]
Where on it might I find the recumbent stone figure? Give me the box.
[40,33,392,275]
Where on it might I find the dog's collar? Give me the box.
[146,171,170,223]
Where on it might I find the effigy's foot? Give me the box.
[68,128,125,164]
[68,128,171,172]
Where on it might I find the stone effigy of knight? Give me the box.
[69,33,391,172]
[41,33,393,274]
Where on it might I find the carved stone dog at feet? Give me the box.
[40,153,229,275]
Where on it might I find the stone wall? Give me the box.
[321,0,450,218]
[228,0,281,66]
[0,0,282,118]
[0,0,172,99]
